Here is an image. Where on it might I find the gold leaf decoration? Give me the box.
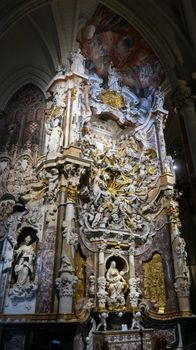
[101,90,125,109]
[143,253,166,313]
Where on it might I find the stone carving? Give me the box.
[152,87,164,110]
[96,312,108,331]
[36,229,56,313]
[13,235,35,286]
[62,220,78,246]
[129,277,141,307]
[79,123,159,244]
[63,164,86,203]
[9,232,38,301]
[45,116,63,154]
[89,73,103,101]
[108,63,121,92]
[71,48,86,75]
[86,318,96,350]
[174,237,191,297]
[143,253,166,312]
[45,168,59,203]
[97,276,108,309]
[106,261,128,309]
[55,255,78,297]
[131,311,144,330]
[89,273,96,297]
[0,148,38,200]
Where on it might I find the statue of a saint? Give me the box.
[71,48,86,75]
[106,260,127,308]
[14,235,35,287]
[45,117,63,153]
[108,63,120,92]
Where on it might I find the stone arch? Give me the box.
[0,83,46,150]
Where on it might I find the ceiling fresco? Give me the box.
[79,4,165,98]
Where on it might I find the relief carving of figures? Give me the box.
[129,277,141,307]
[0,150,37,199]
[97,276,108,309]
[62,220,78,246]
[45,168,59,203]
[106,260,128,309]
[174,237,190,282]
[55,255,78,297]
[143,253,166,312]
[79,123,160,243]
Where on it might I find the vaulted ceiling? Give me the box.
[0,0,195,110]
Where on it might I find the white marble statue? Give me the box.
[71,48,86,75]
[131,311,144,330]
[14,235,35,287]
[106,260,127,308]
[108,62,120,92]
[45,117,63,154]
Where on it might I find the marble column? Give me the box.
[56,166,82,314]
[97,242,107,310]
[166,192,191,314]
[155,112,167,172]
[128,242,140,308]
[180,97,196,174]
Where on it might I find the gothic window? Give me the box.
[0,84,46,150]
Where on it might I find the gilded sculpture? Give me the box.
[143,253,166,313]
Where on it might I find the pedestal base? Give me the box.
[93,329,154,350]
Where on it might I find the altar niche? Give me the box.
[6,227,39,313]
[105,256,129,311]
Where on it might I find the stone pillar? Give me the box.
[154,112,167,172]
[36,167,59,313]
[128,242,141,308]
[182,0,196,55]
[97,242,107,310]
[129,242,135,280]
[55,164,85,313]
[172,81,196,176]
[64,88,71,148]
[165,190,191,314]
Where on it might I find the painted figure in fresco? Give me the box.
[14,235,35,287]
[106,260,127,308]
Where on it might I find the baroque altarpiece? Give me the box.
[0,5,192,350]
